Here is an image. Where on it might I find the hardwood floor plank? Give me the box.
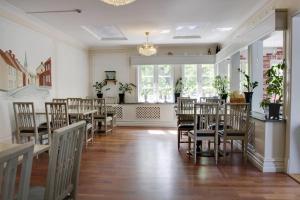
[30,127,300,200]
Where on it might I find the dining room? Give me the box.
[1,0,300,199]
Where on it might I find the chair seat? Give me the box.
[20,127,48,134]
[178,123,194,129]
[189,130,215,137]
[94,116,113,122]
[218,130,245,137]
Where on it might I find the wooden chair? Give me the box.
[67,98,81,123]
[218,103,250,162]
[13,102,48,144]
[93,98,113,135]
[200,97,222,104]
[104,97,118,127]
[177,98,197,150]
[80,99,94,148]
[28,121,86,200]
[0,142,34,200]
[188,103,219,164]
[45,102,69,145]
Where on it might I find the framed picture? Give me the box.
[105,71,116,80]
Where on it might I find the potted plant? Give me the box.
[260,61,285,119]
[118,82,136,104]
[174,78,183,103]
[141,88,152,103]
[213,75,229,102]
[93,80,109,98]
[238,68,259,110]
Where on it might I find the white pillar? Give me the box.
[230,52,240,91]
[249,41,264,113]
[287,15,300,174]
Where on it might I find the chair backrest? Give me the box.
[177,98,197,123]
[80,99,93,111]
[13,102,37,133]
[52,99,68,104]
[223,103,250,134]
[0,142,34,200]
[194,103,219,132]
[45,102,69,145]
[200,97,221,104]
[93,98,107,117]
[44,121,86,200]
[67,98,81,110]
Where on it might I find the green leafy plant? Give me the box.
[119,82,136,94]
[174,78,183,94]
[238,68,259,92]
[141,88,153,97]
[260,61,286,108]
[213,75,229,95]
[93,80,109,94]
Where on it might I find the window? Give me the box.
[138,65,173,103]
[182,64,216,98]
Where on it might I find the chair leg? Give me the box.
[215,136,218,165]
[194,139,197,164]
[177,129,180,150]
[223,138,227,162]
[244,137,248,164]
[188,136,191,156]
[231,140,234,153]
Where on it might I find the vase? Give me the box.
[244,92,253,111]
[220,93,228,102]
[97,93,103,98]
[174,93,180,103]
[119,93,125,104]
[268,103,281,120]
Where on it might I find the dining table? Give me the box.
[0,143,49,163]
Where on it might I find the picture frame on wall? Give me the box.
[105,71,116,80]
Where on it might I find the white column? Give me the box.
[249,41,264,113]
[287,15,300,174]
[230,52,240,91]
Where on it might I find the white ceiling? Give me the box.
[6,0,267,48]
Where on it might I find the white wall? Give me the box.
[55,42,89,98]
[0,5,89,142]
[286,15,300,173]
[230,52,241,91]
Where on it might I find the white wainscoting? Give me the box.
[235,116,286,172]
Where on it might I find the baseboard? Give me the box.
[116,121,177,128]
[234,141,284,172]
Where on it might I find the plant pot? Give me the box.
[119,93,125,104]
[97,93,103,98]
[268,103,281,120]
[174,93,180,103]
[244,92,253,110]
[220,93,228,102]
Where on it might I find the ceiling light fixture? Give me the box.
[160,29,171,34]
[216,27,233,32]
[101,0,136,6]
[138,32,157,56]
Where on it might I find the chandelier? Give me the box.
[138,32,157,56]
[101,0,136,6]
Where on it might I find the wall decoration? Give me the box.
[105,71,116,80]
[0,49,52,91]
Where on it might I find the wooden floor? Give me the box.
[31,127,300,200]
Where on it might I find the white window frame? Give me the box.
[138,65,174,103]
